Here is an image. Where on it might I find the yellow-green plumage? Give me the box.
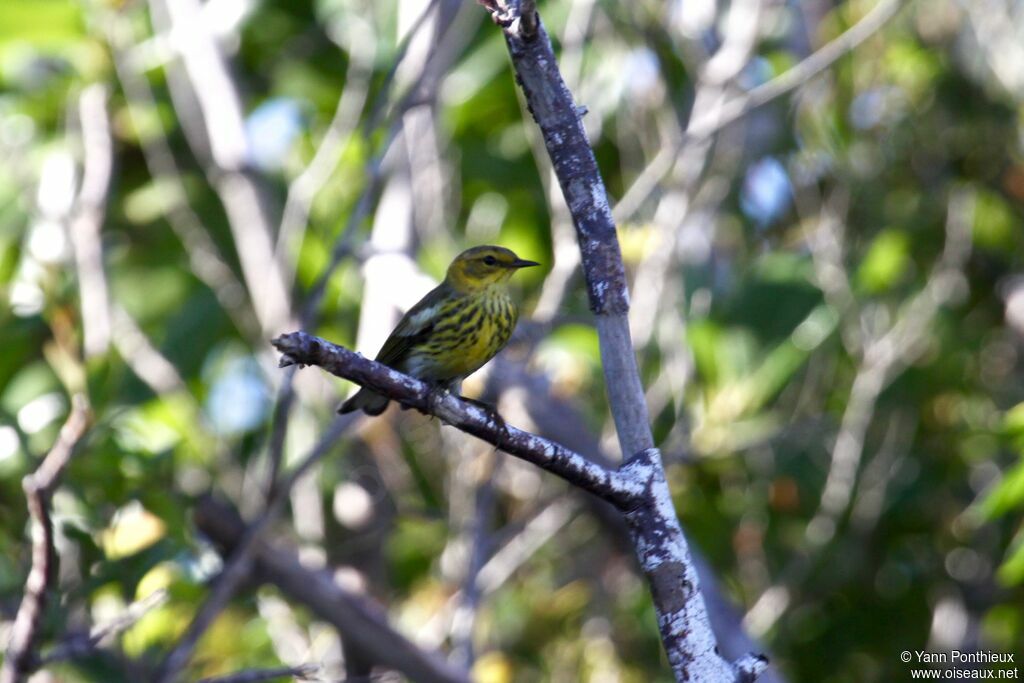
[339,245,539,415]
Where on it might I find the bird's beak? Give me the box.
[510,258,540,269]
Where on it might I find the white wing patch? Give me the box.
[402,302,443,336]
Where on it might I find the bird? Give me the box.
[339,245,539,416]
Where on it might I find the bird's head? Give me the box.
[445,245,539,292]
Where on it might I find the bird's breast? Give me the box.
[407,291,516,381]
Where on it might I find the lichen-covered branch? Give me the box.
[271,332,641,508]
[487,3,651,458]
[268,342,762,683]
[477,3,766,681]
[620,450,767,682]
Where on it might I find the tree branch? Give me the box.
[269,332,762,682]
[68,84,114,359]
[194,497,470,683]
[685,0,907,140]
[271,332,640,508]
[1,396,92,683]
[476,3,767,680]
[155,417,351,683]
[38,589,168,667]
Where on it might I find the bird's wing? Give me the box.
[374,283,456,367]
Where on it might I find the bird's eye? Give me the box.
[483,255,497,266]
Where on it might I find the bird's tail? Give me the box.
[337,387,389,415]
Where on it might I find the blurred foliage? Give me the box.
[2,0,1024,681]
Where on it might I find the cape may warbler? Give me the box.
[339,245,539,415]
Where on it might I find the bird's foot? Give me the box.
[459,396,511,451]
[407,384,449,416]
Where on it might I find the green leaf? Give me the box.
[856,229,910,293]
[981,458,1024,520]
[0,0,83,50]
[972,189,1020,252]
[997,529,1024,586]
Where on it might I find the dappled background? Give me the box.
[2,0,1024,681]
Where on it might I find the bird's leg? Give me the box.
[409,382,451,419]
[458,395,511,451]
[411,381,510,450]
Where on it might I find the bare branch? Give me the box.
[491,10,651,455]
[68,84,114,359]
[613,0,908,224]
[476,3,768,680]
[148,0,293,336]
[195,497,471,683]
[619,449,766,682]
[39,589,169,666]
[1,396,92,683]
[155,417,352,683]
[272,331,640,507]
[686,0,908,140]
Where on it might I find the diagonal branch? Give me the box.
[614,0,908,225]
[271,332,641,508]
[38,589,169,667]
[1,396,92,683]
[154,417,352,683]
[685,0,908,140]
[475,3,767,681]
[195,496,470,683]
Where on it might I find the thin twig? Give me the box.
[1,397,92,683]
[809,188,974,543]
[273,0,446,291]
[111,305,189,396]
[299,120,400,330]
[517,0,538,38]
[447,452,496,669]
[148,0,293,336]
[68,84,114,359]
[39,589,169,666]
[265,0,445,527]
[418,497,579,648]
[613,0,908,224]
[685,0,907,140]
[106,13,258,340]
[361,0,444,137]
[154,417,352,683]
[195,497,471,683]
[745,189,975,639]
[274,53,373,291]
